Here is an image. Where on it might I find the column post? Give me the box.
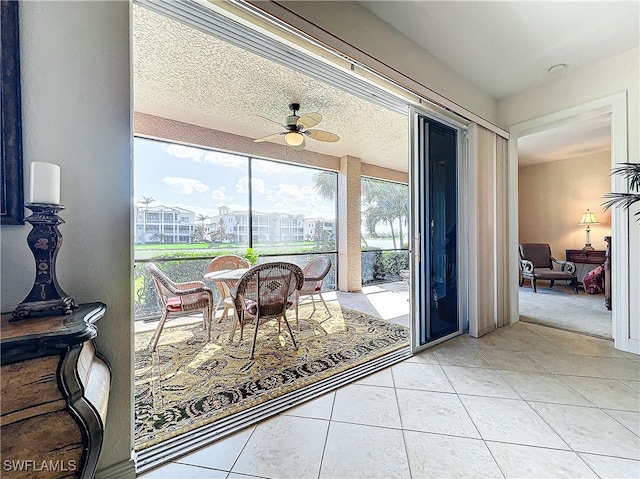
[337,155,362,291]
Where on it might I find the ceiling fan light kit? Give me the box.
[254,102,340,150]
[285,131,305,146]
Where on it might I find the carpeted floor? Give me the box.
[519,283,612,339]
[134,302,409,451]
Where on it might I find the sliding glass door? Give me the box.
[410,109,464,351]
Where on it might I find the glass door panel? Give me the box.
[411,110,462,350]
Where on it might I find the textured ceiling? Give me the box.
[134,2,626,170]
[133,5,409,172]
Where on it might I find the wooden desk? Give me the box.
[1,303,110,479]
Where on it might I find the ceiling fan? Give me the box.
[254,103,340,150]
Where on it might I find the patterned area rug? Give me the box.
[134,302,409,450]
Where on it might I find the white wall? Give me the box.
[519,152,612,255]
[0,1,132,473]
[499,46,639,344]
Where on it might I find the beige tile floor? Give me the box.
[139,285,640,479]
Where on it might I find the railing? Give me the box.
[134,252,337,321]
[361,248,410,285]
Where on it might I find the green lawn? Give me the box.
[134,242,333,260]
[134,242,237,251]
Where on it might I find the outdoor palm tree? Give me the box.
[361,178,408,249]
[195,214,209,242]
[138,196,155,244]
[312,171,409,248]
[312,170,337,200]
[602,163,640,223]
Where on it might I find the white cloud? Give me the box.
[162,176,209,195]
[162,145,244,168]
[210,186,227,201]
[163,144,205,162]
[236,176,265,195]
[201,151,245,168]
[266,183,334,217]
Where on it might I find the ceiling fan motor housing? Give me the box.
[286,103,301,130]
[286,115,300,129]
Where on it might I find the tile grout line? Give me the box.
[316,391,337,479]
[438,346,506,478]
[390,361,416,479]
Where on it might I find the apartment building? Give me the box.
[134,205,195,244]
[209,206,320,244]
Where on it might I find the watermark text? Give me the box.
[3,459,77,472]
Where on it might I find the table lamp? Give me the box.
[578,209,599,252]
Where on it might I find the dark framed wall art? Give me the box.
[0,0,24,225]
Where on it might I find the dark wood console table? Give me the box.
[565,249,606,265]
[1,303,110,478]
[566,247,610,310]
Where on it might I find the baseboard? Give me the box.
[96,458,137,479]
[616,337,640,355]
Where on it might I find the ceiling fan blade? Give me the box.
[305,129,339,142]
[254,132,284,143]
[297,112,322,129]
[257,115,286,128]
[292,138,306,151]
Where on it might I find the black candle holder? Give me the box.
[12,203,77,321]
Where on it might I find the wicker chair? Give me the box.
[147,263,214,352]
[231,262,304,359]
[519,243,578,294]
[296,256,332,320]
[206,255,250,324]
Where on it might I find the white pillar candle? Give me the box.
[29,162,61,204]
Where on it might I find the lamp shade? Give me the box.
[284,131,304,147]
[579,209,599,225]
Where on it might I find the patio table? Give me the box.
[204,268,250,340]
[204,268,249,283]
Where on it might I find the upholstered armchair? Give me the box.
[519,243,578,294]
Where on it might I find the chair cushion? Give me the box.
[245,299,293,316]
[166,296,182,311]
[166,292,211,312]
[533,268,575,280]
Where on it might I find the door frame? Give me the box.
[506,91,637,353]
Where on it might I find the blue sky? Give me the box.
[134,137,336,221]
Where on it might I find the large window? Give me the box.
[360,177,409,284]
[134,137,337,256]
[251,158,336,254]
